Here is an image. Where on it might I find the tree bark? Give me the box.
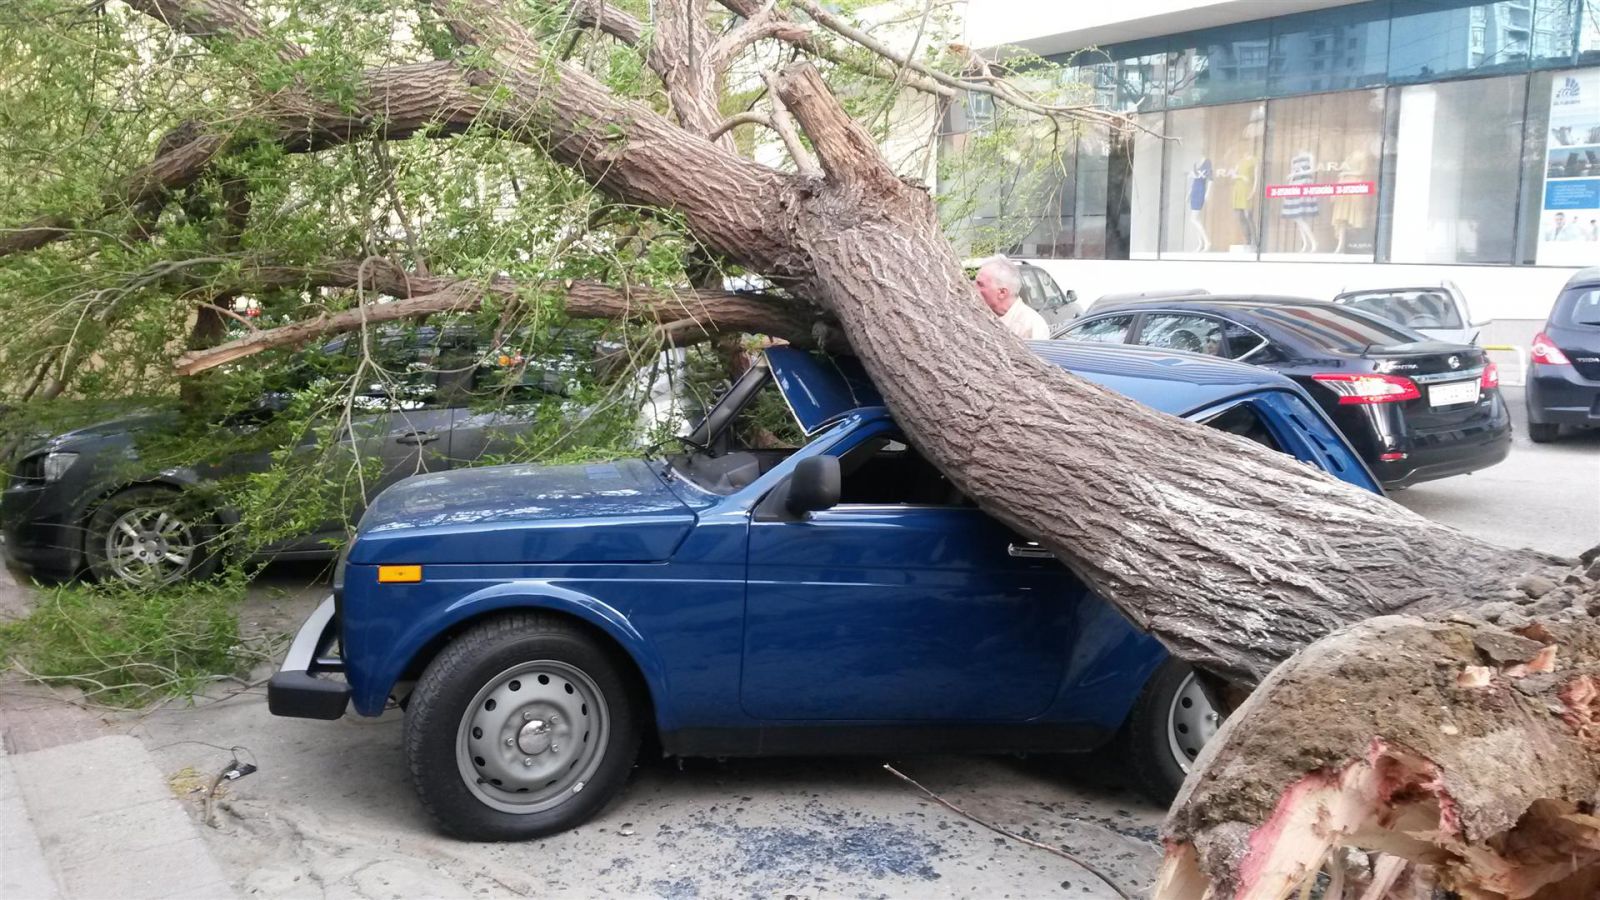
[172,260,825,374]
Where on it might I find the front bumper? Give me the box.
[1,484,83,578]
[267,596,351,720]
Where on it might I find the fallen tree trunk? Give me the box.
[1157,553,1600,899]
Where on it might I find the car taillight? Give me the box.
[1531,332,1571,366]
[1311,372,1422,405]
[1480,359,1500,391]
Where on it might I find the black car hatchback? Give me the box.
[1527,268,1600,443]
[1055,296,1511,488]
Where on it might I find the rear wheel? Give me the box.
[1120,659,1223,804]
[1528,422,1560,443]
[84,486,220,586]
[405,613,641,840]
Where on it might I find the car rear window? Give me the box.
[1338,290,1463,330]
[1247,304,1422,353]
[1557,286,1600,328]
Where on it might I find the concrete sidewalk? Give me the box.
[1,735,236,900]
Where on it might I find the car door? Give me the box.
[445,354,583,466]
[740,430,1081,721]
[240,375,455,554]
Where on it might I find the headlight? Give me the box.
[41,451,78,482]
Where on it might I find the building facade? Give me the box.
[952,0,1600,322]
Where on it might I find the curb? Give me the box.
[4,735,237,899]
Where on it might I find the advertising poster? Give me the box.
[1538,71,1600,266]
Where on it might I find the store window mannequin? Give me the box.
[1333,149,1371,254]
[1282,150,1318,253]
[1230,152,1258,249]
[1187,157,1214,252]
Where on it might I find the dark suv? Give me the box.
[1,328,604,586]
[1527,268,1600,442]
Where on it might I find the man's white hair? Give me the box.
[978,258,1022,294]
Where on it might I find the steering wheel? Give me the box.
[1168,329,1203,353]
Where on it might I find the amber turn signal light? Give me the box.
[377,564,422,583]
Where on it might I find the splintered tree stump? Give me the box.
[1157,554,1600,900]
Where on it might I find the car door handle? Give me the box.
[396,430,439,446]
[1007,542,1053,559]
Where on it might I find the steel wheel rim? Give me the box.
[455,660,609,814]
[105,506,196,585]
[1166,671,1220,773]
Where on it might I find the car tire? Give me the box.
[1119,658,1222,805]
[83,486,221,586]
[1528,422,1560,443]
[405,613,641,841]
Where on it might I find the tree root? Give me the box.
[1157,554,1600,900]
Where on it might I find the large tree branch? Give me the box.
[172,259,827,375]
[774,63,891,188]
[705,0,810,73]
[123,0,308,62]
[570,0,646,47]
[759,71,821,179]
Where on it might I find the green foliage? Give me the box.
[0,575,250,706]
[0,0,1085,703]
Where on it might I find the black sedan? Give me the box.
[1055,296,1511,488]
[1527,268,1600,443]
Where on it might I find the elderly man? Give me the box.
[975,259,1049,339]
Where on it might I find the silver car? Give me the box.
[1333,282,1487,345]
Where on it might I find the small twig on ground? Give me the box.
[882,763,1132,900]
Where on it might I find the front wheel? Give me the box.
[404,613,641,840]
[84,486,220,586]
[1528,422,1560,443]
[1119,659,1223,804]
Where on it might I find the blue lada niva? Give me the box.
[269,342,1380,840]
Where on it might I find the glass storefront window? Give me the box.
[1261,90,1385,259]
[1161,103,1265,257]
[1269,5,1391,94]
[1169,23,1272,107]
[1116,41,1170,111]
[1129,120,1163,258]
[1386,75,1526,264]
[1528,68,1600,265]
[1388,1,1534,82]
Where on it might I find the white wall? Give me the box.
[967,0,1365,56]
[1021,258,1575,323]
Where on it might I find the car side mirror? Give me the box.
[787,456,840,515]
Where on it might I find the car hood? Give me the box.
[20,410,173,455]
[348,459,699,565]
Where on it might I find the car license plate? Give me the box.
[1428,379,1479,407]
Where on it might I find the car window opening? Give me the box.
[669,366,807,494]
[1199,404,1283,453]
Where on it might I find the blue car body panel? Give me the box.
[333,344,1380,754]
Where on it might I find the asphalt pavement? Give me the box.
[1390,393,1598,558]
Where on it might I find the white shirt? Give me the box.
[998,301,1050,340]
